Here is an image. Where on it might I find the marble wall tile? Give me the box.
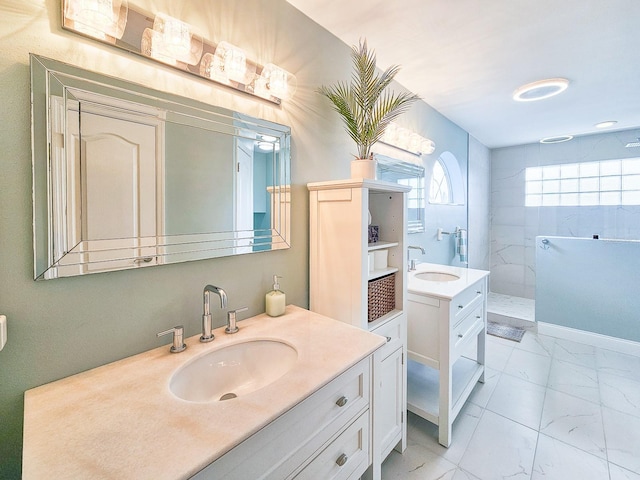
[489,128,640,297]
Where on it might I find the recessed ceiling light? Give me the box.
[513,78,569,102]
[540,135,573,144]
[595,121,617,129]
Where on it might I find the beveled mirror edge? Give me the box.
[30,54,292,280]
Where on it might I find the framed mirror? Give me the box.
[31,54,291,280]
[376,154,425,233]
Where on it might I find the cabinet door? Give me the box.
[376,346,403,457]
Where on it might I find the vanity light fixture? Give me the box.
[380,122,435,155]
[255,64,297,101]
[513,78,569,102]
[61,0,296,104]
[540,135,573,144]
[63,0,128,42]
[595,120,618,129]
[141,13,203,66]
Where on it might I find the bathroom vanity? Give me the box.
[22,306,384,479]
[406,263,489,447]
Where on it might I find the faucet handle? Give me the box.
[226,307,248,334]
[157,325,187,353]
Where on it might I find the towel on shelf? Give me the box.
[457,228,468,264]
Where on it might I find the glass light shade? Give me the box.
[214,41,249,84]
[381,123,399,144]
[142,13,203,66]
[396,127,411,150]
[63,0,128,40]
[420,139,436,154]
[255,63,297,101]
[408,133,422,154]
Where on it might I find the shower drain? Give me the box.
[219,392,238,401]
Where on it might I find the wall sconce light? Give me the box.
[380,122,435,155]
[63,0,128,42]
[141,13,203,66]
[255,64,297,101]
[200,41,252,85]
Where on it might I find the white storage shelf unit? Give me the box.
[308,179,410,331]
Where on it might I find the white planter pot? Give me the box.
[350,158,377,179]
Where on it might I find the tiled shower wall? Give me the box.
[490,128,640,298]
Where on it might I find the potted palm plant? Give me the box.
[318,39,420,179]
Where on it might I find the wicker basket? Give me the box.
[367,273,396,322]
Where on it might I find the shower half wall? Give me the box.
[536,236,640,342]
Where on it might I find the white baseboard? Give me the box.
[538,322,640,357]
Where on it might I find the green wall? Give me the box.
[0,1,471,476]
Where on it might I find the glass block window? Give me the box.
[429,158,452,204]
[525,158,640,206]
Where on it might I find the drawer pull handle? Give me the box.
[476,290,482,295]
[458,333,463,338]
[335,396,348,407]
[336,453,348,467]
[386,336,392,343]
[458,305,464,309]
[476,315,481,319]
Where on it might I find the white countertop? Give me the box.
[407,262,490,300]
[22,306,384,480]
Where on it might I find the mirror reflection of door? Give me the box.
[64,95,163,273]
[235,138,254,252]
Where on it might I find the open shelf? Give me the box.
[406,357,484,426]
[368,241,399,252]
[368,267,399,281]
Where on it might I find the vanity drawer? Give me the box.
[452,280,485,321]
[371,314,403,358]
[202,359,370,480]
[452,303,484,356]
[294,411,370,480]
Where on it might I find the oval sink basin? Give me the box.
[170,340,298,402]
[414,271,460,282]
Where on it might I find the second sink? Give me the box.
[414,271,460,282]
[170,340,298,402]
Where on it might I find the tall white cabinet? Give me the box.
[308,179,410,480]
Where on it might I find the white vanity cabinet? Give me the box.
[308,179,410,480]
[406,266,489,447]
[195,358,372,480]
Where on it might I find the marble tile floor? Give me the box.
[382,331,640,479]
[487,292,535,327]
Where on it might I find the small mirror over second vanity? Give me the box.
[31,54,291,280]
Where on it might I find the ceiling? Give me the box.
[286,0,640,148]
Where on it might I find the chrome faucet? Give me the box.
[407,245,425,271]
[201,285,228,342]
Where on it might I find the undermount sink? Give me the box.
[170,340,298,402]
[414,271,460,282]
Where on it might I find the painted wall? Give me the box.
[0,0,482,476]
[491,128,640,297]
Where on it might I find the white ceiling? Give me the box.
[286,0,640,148]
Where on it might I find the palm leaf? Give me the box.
[318,39,420,159]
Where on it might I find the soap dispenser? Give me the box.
[266,275,286,317]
